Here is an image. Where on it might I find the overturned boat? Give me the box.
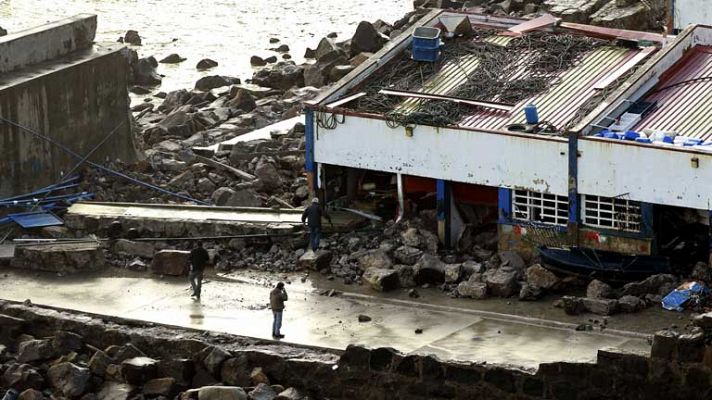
[538,246,671,283]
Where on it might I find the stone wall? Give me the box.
[1,301,711,399]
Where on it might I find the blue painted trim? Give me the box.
[640,203,654,237]
[709,211,712,252]
[568,133,579,225]
[498,187,512,223]
[436,179,446,221]
[305,109,315,173]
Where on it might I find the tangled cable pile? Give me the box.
[352,30,611,129]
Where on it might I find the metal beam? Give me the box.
[379,89,514,112]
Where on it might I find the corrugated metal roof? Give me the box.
[634,46,712,141]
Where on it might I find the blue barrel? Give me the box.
[635,137,652,144]
[662,136,674,144]
[624,130,640,140]
[524,104,539,124]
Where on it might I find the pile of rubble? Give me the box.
[416,0,668,32]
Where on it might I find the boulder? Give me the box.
[254,160,283,191]
[251,62,305,90]
[97,382,134,400]
[483,268,518,297]
[444,264,463,283]
[276,388,304,400]
[53,331,83,355]
[0,27,7,36]
[363,268,399,291]
[221,356,250,387]
[357,249,392,270]
[393,246,422,265]
[47,362,91,398]
[251,55,267,66]
[121,357,158,385]
[158,358,194,387]
[110,343,146,362]
[160,89,191,112]
[250,367,270,385]
[297,250,332,271]
[124,30,141,45]
[191,386,247,400]
[265,55,278,63]
[582,298,619,316]
[519,283,543,301]
[143,377,177,397]
[202,346,231,376]
[197,58,219,70]
[17,339,56,363]
[249,383,277,400]
[525,264,560,290]
[395,265,417,288]
[150,250,190,276]
[414,254,446,283]
[618,295,645,313]
[498,250,526,275]
[561,296,585,315]
[328,64,355,82]
[2,364,44,391]
[17,389,43,400]
[587,279,614,299]
[622,274,677,297]
[89,350,113,376]
[196,75,237,91]
[691,262,712,283]
[303,64,325,88]
[113,239,155,259]
[350,21,388,56]
[132,57,162,85]
[228,89,257,112]
[160,53,186,63]
[212,187,262,207]
[401,227,421,247]
[315,38,342,62]
[457,280,488,299]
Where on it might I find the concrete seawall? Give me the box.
[0,15,137,197]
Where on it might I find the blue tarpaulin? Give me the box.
[662,281,709,311]
[7,211,64,228]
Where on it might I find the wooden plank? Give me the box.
[193,154,256,181]
[326,92,367,109]
[379,89,514,111]
[507,14,559,34]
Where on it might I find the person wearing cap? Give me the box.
[270,282,288,338]
[301,197,332,252]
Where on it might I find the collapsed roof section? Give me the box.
[309,10,667,136]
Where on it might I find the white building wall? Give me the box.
[675,0,712,30]
[578,138,712,210]
[313,114,569,195]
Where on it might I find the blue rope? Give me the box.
[0,116,208,205]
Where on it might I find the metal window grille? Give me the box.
[582,195,641,232]
[512,190,569,226]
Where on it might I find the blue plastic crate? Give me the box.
[412,46,441,62]
[412,27,441,48]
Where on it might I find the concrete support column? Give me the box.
[396,173,405,222]
[568,132,580,246]
[305,109,317,196]
[436,179,451,247]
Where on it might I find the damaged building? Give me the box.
[305,9,712,277]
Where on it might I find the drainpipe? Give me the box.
[436,179,451,248]
[396,173,405,223]
[305,108,317,197]
[568,131,580,246]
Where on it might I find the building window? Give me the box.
[512,190,569,226]
[582,195,641,232]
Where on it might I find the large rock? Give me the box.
[357,249,392,270]
[393,246,422,265]
[150,250,190,276]
[329,64,355,82]
[444,264,463,283]
[121,357,158,385]
[582,298,618,315]
[196,75,238,91]
[132,57,162,85]
[297,250,332,271]
[202,346,231,376]
[228,89,257,112]
[483,268,519,297]
[124,30,141,45]
[221,356,250,387]
[160,53,186,64]
[113,239,155,259]
[191,386,247,400]
[2,364,44,391]
[414,254,446,283]
[47,362,91,398]
[254,161,283,191]
[519,283,544,301]
[622,274,677,297]
[457,280,488,299]
[212,187,262,207]
[89,350,113,377]
[690,262,712,283]
[525,264,560,290]
[249,383,277,400]
[158,358,194,387]
[303,64,326,88]
[53,331,84,355]
[561,296,585,315]
[197,58,219,70]
[587,279,614,299]
[618,295,645,313]
[395,265,417,288]
[143,377,177,397]
[401,228,421,247]
[17,389,43,400]
[350,21,389,56]
[18,339,56,363]
[314,37,343,62]
[363,268,399,291]
[97,382,134,400]
[498,250,526,275]
[251,62,305,90]
[276,388,304,400]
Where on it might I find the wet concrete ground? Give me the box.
[0,267,686,369]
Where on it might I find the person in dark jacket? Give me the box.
[189,241,209,300]
[301,197,332,252]
[270,282,288,338]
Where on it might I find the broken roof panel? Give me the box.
[634,46,712,141]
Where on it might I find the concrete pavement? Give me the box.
[0,268,652,369]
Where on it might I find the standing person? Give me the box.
[270,282,288,338]
[301,197,332,252]
[189,241,209,300]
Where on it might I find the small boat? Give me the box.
[537,246,671,283]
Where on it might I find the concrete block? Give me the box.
[0,14,97,73]
[651,330,679,360]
